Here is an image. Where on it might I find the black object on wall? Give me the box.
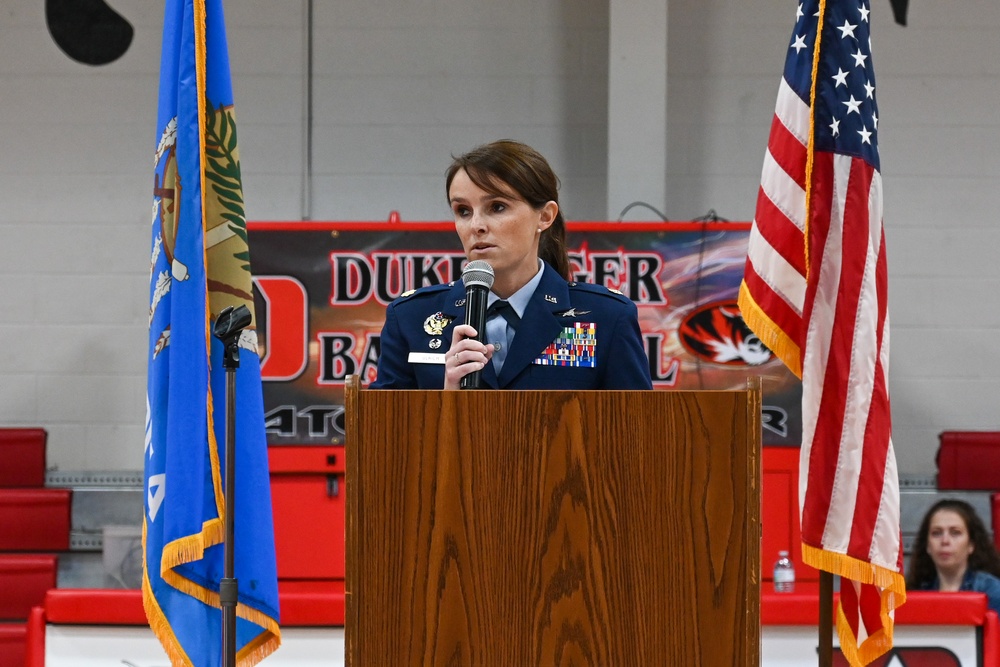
[46,0,133,66]
[889,0,909,26]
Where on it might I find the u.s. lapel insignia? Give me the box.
[423,312,454,335]
[557,307,591,317]
[454,298,466,307]
[544,294,558,303]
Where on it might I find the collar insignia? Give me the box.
[544,294,558,303]
[423,312,455,335]
[454,298,466,307]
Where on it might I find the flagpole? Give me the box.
[214,305,253,667]
[819,570,833,666]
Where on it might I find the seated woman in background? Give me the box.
[372,139,652,391]
[906,498,1000,615]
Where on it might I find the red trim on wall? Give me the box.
[248,220,752,233]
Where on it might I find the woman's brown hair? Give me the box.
[446,140,571,279]
[906,498,1000,589]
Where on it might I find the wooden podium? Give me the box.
[345,378,761,666]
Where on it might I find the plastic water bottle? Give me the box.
[773,550,795,593]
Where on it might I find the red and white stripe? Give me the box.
[742,78,810,371]
[799,151,899,572]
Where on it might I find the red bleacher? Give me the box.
[0,428,67,667]
[0,489,71,552]
[0,623,27,667]
[937,430,1000,491]
[0,555,57,620]
[0,428,46,488]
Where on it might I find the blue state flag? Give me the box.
[144,0,281,664]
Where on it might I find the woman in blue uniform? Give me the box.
[372,140,652,391]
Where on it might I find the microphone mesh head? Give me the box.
[462,260,494,289]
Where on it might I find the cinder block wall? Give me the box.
[0,0,996,475]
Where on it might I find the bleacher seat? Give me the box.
[0,428,46,488]
[937,431,1000,491]
[0,489,71,551]
[0,622,27,667]
[0,554,57,620]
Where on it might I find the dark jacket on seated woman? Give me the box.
[913,568,1000,615]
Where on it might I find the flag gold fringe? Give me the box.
[161,566,282,635]
[143,519,282,667]
[738,281,802,378]
[237,626,282,665]
[802,543,907,667]
[804,0,827,277]
[161,517,224,572]
[193,0,228,526]
[161,568,282,666]
[143,518,194,667]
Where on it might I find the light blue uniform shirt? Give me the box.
[486,260,544,373]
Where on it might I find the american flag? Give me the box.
[738,1,905,664]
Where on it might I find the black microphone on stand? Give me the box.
[459,260,494,389]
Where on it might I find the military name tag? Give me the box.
[408,352,446,365]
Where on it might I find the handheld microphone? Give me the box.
[459,260,494,389]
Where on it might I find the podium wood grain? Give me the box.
[346,380,760,666]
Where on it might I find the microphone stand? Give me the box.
[212,305,253,667]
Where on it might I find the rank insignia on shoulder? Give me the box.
[607,287,624,295]
[557,308,591,317]
[400,289,416,298]
[423,312,455,335]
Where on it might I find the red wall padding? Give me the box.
[44,581,345,626]
[269,446,345,580]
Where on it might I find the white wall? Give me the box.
[0,0,996,476]
[869,3,1000,475]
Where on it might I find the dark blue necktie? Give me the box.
[486,301,519,374]
[487,300,520,330]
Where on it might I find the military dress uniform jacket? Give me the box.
[371,262,653,390]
